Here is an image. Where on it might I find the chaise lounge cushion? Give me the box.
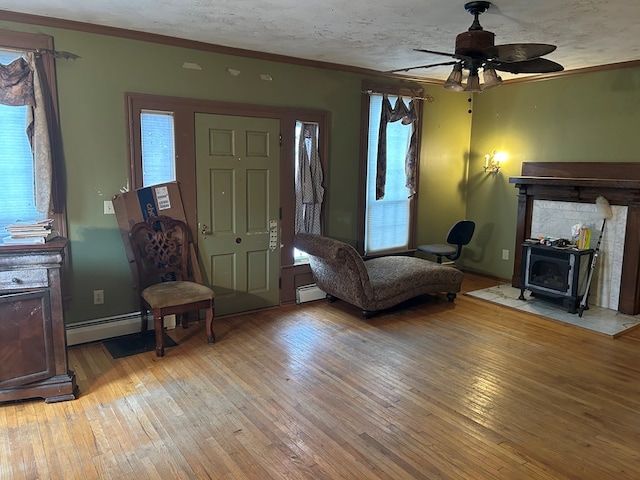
[294,233,464,316]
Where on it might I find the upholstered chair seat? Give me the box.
[141,281,213,309]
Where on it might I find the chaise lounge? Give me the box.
[294,233,464,318]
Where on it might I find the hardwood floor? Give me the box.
[2,273,640,479]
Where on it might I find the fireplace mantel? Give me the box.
[509,162,640,315]
[509,176,640,205]
[510,176,640,190]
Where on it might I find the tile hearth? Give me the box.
[466,283,640,337]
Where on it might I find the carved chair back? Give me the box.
[129,215,192,291]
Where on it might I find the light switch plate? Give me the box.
[104,200,115,214]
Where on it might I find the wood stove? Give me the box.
[509,161,640,315]
[519,242,594,314]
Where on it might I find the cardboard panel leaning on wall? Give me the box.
[112,181,203,289]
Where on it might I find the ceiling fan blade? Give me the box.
[387,61,459,73]
[490,57,564,74]
[485,43,557,62]
[413,48,457,59]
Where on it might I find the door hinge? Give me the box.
[279,133,282,146]
[279,277,282,289]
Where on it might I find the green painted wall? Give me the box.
[4,18,638,324]
[415,91,473,250]
[1,20,464,324]
[466,66,640,279]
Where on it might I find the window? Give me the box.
[294,120,323,263]
[0,50,41,232]
[359,84,422,256]
[0,30,63,237]
[140,110,176,187]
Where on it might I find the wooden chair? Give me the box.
[129,215,215,356]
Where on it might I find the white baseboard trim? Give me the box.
[66,313,176,346]
[296,284,326,304]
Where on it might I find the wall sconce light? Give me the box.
[483,150,507,174]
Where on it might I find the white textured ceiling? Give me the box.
[1,0,639,82]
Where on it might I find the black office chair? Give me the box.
[417,220,475,264]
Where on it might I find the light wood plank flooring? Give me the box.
[2,273,640,479]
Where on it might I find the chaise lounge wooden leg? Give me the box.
[447,292,457,302]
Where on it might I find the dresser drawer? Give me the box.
[0,268,49,290]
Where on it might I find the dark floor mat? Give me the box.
[103,330,178,358]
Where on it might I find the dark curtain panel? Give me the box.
[0,54,62,214]
[0,57,34,106]
[33,53,65,214]
[375,95,418,200]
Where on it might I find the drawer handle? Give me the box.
[12,277,22,284]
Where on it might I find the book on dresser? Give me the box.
[3,219,58,245]
[2,231,60,245]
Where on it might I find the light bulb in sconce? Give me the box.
[483,150,507,174]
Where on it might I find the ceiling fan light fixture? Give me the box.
[443,63,464,91]
[464,71,482,92]
[394,1,562,90]
[482,67,503,89]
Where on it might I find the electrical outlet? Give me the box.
[502,249,510,261]
[103,200,115,215]
[93,289,104,305]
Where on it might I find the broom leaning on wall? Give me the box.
[578,196,613,317]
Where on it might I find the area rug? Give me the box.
[103,330,178,358]
[465,284,640,338]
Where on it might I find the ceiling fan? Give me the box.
[390,1,564,92]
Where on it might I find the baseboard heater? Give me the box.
[66,312,176,346]
[296,284,326,304]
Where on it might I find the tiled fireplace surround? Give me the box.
[530,200,626,310]
[510,162,640,315]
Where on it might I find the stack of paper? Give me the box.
[3,219,59,245]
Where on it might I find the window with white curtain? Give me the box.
[0,48,44,233]
[364,92,414,255]
[140,109,176,187]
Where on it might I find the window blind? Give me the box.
[140,110,176,187]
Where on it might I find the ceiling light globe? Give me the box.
[443,64,464,92]
[482,67,503,89]
[464,72,482,92]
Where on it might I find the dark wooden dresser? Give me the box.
[0,238,77,403]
